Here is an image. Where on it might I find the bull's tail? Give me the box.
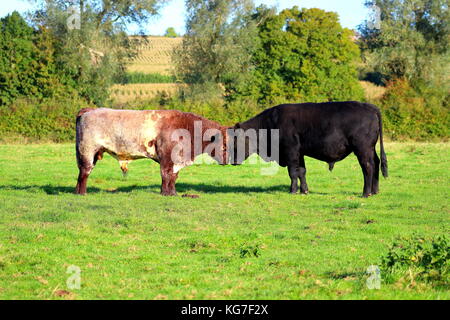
[377,109,388,178]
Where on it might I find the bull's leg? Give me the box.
[355,150,374,198]
[160,163,178,196]
[284,138,302,194]
[75,166,93,195]
[372,149,380,195]
[288,166,300,194]
[75,148,103,195]
[75,152,95,195]
[168,171,179,194]
[299,156,309,194]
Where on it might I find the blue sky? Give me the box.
[0,0,370,35]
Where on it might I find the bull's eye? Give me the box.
[211,136,216,142]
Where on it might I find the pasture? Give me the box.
[0,142,448,299]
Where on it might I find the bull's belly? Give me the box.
[302,139,352,163]
[100,136,158,161]
[304,150,352,163]
[106,149,147,161]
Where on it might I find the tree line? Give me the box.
[0,0,448,142]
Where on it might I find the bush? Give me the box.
[244,7,365,105]
[0,96,92,143]
[1,83,448,143]
[0,13,69,106]
[381,234,449,288]
[378,79,449,140]
[117,90,265,127]
[239,242,261,258]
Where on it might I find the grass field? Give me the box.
[0,143,448,300]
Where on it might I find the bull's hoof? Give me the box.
[301,191,309,195]
[161,191,177,196]
[182,194,200,199]
[362,193,372,198]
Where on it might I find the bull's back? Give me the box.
[77,108,166,160]
[276,102,379,135]
[275,102,380,162]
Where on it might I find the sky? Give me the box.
[0,0,370,35]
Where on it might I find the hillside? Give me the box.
[110,36,183,104]
[127,36,182,75]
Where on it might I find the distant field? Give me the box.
[110,36,183,103]
[111,81,386,104]
[127,36,182,75]
[110,83,183,104]
[0,143,448,299]
[117,36,387,103]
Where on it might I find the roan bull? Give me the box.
[75,108,228,196]
[230,101,388,197]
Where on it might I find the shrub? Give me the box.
[378,79,449,140]
[0,96,92,143]
[245,7,365,105]
[380,234,449,288]
[120,91,265,127]
[239,242,261,258]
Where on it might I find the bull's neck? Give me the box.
[240,116,262,130]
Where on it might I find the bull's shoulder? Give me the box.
[328,101,381,113]
[163,110,223,129]
[277,101,380,114]
[76,108,96,118]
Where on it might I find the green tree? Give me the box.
[30,0,168,106]
[164,27,178,37]
[174,0,259,98]
[359,0,449,88]
[0,12,36,105]
[0,12,67,105]
[245,6,364,105]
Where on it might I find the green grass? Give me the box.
[0,143,448,300]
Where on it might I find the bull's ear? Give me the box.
[234,123,241,129]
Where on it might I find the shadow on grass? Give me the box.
[0,183,288,195]
[326,271,366,280]
[115,183,291,194]
[0,184,361,196]
[0,184,101,194]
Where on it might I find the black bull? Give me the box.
[229,101,388,197]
